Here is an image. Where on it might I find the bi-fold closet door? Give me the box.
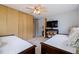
[0,5,34,40]
[18,12,34,40]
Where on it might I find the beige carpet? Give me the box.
[28,37,45,54]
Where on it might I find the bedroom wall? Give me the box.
[0,5,34,40]
[47,10,79,34]
[34,19,40,37]
[34,18,44,37]
[77,6,79,26]
[37,9,79,36]
[38,18,44,36]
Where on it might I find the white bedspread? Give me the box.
[44,34,76,53]
[0,36,33,54]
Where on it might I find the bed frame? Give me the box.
[41,42,72,54]
[19,45,36,54]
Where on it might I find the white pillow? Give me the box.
[69,27,79,35]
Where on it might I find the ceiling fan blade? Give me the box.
[40,9,47,12]
[26,7,33,10]
[28,11,33,14]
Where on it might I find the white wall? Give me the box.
[38,18,44,36]
[34,9,79,37]
[47,10,79,34]
[77,7,79,26]
[34,18,44,37]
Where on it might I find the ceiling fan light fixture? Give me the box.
[26,4,46,15]
[33,9,40,14]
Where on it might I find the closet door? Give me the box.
[22,13,26,40]
[0,5,7,35]
[7,8,18,36]
[18,12,34,40]
[26,15,34,39]
[19,13,28,40]
[0,5,34,39]
[18,12,23,38]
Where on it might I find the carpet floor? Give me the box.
[28,37,46,54]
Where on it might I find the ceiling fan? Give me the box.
[26,4,47,15]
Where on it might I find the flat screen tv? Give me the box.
[46,21,58,28]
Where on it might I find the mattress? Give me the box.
[0,36,33,54]
[44,34,76,53]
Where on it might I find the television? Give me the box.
[46,20,58,28]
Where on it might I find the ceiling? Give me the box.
[3,4,79,19]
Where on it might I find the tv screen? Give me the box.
[46,21,58,28]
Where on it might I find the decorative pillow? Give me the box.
[68,27,79,47]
